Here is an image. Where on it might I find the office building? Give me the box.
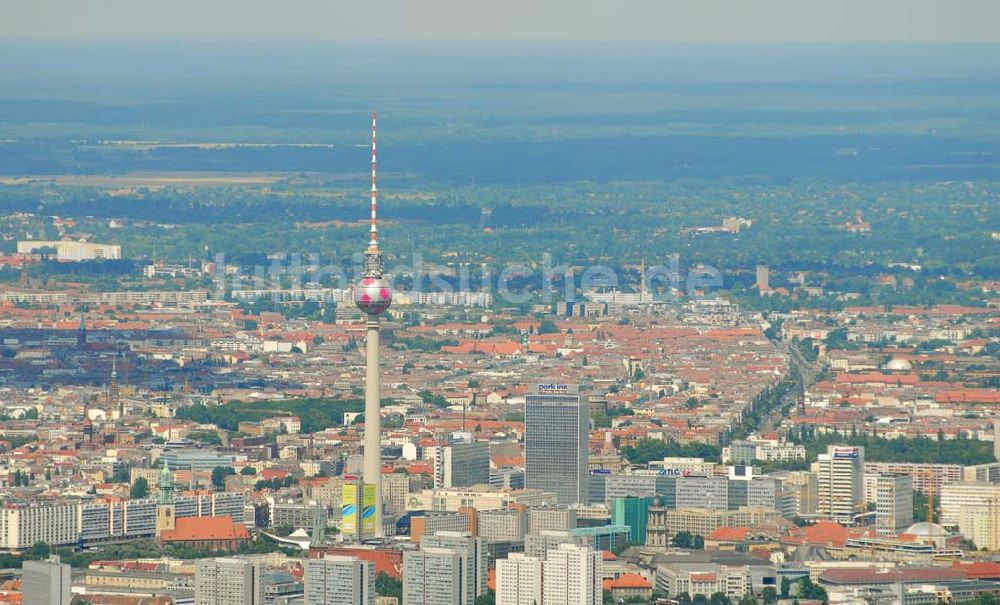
[963,463,1000,483]
[407,487,556,513]
[17,240,121,262]
[863,462,963,493]
[592,473,677,506]
[421,531,487,605]
[23,555,71,605]
[195,557,263,605]
[383,472,410,516]
[652,507,781,538]
[410,512,472,543]
[648,457,718,476]
[723,437,805,465]
[304,555,374,605]
[656,563,752,599]
[811,445,865,523]
[528,506,576,533]
[774,471,818,519]
[496,553,543,605]
[541,543,602,605]
[611,497,652,545]
[525,383,589,505]
[490,467,525,490]
[875,475,913,536]
[941,482,1000,527]
[403,547,464,605]
[676,476,729,510]
[478,509,527,542]
[525,530,577,559]
[428,432,490,488]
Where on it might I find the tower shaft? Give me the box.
[363,316,383,537]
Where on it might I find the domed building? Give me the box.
[884,358,913,372]
[902,521,949,548]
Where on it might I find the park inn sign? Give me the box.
[533,383,578,395]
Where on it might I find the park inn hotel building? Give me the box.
[524,383,589,505]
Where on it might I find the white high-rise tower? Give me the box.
[353,112,392,537]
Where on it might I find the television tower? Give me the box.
[354,111,392,537]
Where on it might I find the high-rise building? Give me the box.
[528,506,577,533]
[525,383,588,505]
[22,555,70,605]
[428,433,490,488]
[994,422,1000,466]
[420,531,487,605]
[496,553,543,605]
[775,471,818,519]
[611,497,652,544]
[811,445,865,523]
[304,555,374,605]
[478,508,527,542]
[755,265,770,292]
[354,112,393,538]
[941,482,1000,526]
[403,547,464,605]
[195,557,263,605]
[383,472,410,517]
[675,475,728,510]
[541,543,603,605]
[0,502,79,550]
[875,474,913,536]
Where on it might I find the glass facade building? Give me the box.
[525,384,589,505]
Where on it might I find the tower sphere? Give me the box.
[354,275,392,315]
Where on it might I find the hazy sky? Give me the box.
[5,0,999,43]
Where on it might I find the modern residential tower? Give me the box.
[304,555,374,605]
[194,558,263,605]
[353,112,393,537]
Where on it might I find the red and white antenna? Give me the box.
[369,111,379,252]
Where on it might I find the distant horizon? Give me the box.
[3,38,1000,47]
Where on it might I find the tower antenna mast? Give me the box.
[354,112,393,538]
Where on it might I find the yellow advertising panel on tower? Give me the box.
[341,483,359,535]
[361,483,377,535]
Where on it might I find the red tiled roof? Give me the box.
[953,561,1000,579]
[603,573,652,590]
[708,527,749,542]
[324,548,402,578]
[160,516,249,542]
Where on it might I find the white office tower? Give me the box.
[496,553,543,605]
[525,383,589,504]
[420,531,487,605]
[305,555,374,605]
[429,432,490,488]
[811,445,865,523]
[875,474,913,536]
[542,543,603,605]
[403,547,464,605]
[23,555,70,605]
[195,557,263,605]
